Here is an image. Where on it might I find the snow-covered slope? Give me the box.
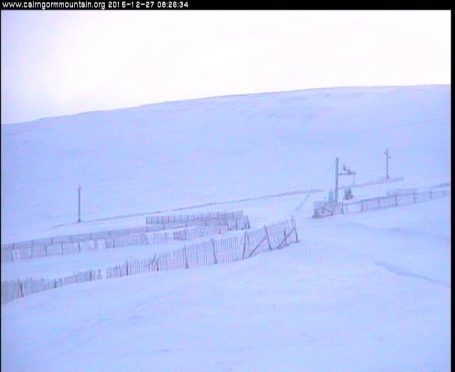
[2,197,450,372]
[1,85,450,242]
[1,85,450,371]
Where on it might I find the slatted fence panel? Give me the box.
[397,193,415,205]
[1,269,103,304]
[215,237,242,263]
[3,219,299,304]
[185,241,215,267]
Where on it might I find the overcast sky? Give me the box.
[1,10,450,124]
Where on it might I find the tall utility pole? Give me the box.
[77,185,82,223]
[334,157,339,204]
[384,148,391,179]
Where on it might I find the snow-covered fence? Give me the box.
[312,201,344,218]
[172,225,229,240]
[145,210,244,224]
[144,215,250,232]
[2,218,299,304]
[2,213,250,263]
[1,269,102,305]
[313,189,449,218]
[1,218,251,263]
[145,214,250,232]
[225,215,250,230]
[106,218,299,278]
[1,224,165,256]
[344,189,449,214]
[1,230,169,262]
[385,188,418,197]
[0,231,175,262]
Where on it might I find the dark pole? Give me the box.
[335,157,339,203]
[384,148,391,179]
[77,185,81,223]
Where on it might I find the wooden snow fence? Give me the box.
[2,218,300,304]
[1,269,103,305]
[2,212,250,263]
[105,218,299,278]
[1,224,165,262]
[145,211,250,230]
[145,210,244,224]
[313,189,449,218]
[172,225,229,240]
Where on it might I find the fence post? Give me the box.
[184,247,189,269]
[149,256,155,271]
[291,216,299,242]
[61,242,64,254]
[283,230,287,247]
[413,193,416,203]
[360,200,364,212]
[242,232,247,259]
[264,226,272,250]
[211,238,218,264]
[395,194,398,206]
[429,190,433,199]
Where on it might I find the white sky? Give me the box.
[1,10,451,124]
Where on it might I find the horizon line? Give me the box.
[2,83,450,126]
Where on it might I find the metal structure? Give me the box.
[77,185,82,223]
[334,158,356,203]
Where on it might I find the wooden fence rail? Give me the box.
[145,210,244,224]
[313,189,449,218]
[1,217,249,263]
[1,210,248,253]
[105,218,299,278]
[1,218,299,304]
[1,269,103,305]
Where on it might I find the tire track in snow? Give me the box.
[304,236,450,289]
[374,260,450,288]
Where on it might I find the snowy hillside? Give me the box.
[2,198,450,371]
[1,85,451,371]
[1,85,450,242]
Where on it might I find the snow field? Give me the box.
[1,85,450,371]
[1,196,450,371]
